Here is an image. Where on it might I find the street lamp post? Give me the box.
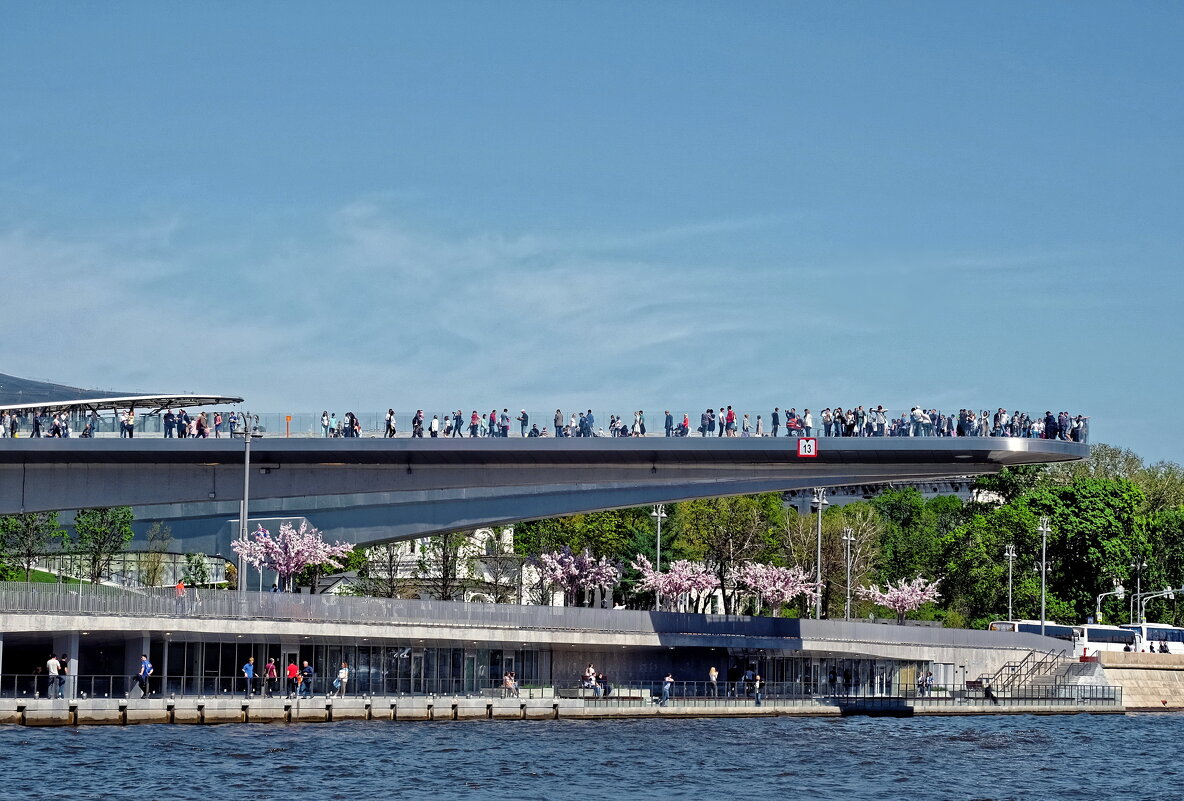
[1129,559,1147,624]
[1037,516,1051,636]
[1004,544,1017,622]
[650,505,666,611]
[1095,584,1125,625]
[812,489,828,620]
[841,527,855,621]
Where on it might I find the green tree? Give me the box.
[0,511,66,581]
[141,521,173,587]
[671,494,783,614]
[181,553,210,586]
[871,489,960,584]
[70,507,135,584]
[415,531,479,601]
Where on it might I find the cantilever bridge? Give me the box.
[0,436,1086,552]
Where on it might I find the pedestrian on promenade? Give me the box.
[175,580,186,614]
[708,666,719,698]
[517,410,529,437]
[242,656,256,698]
[385,408,396,438]
[286,659,299,698]
[46,653,64,699]
[131,654,153,698]
[264,658,279,698]
[163,409,175,438]
[334,661,349,697]
[59,653,70,700]
[754,674,763,706]
[214,412,223,437]
[300,661,315,697]
[659,673,674,707]
[229,411,239,436]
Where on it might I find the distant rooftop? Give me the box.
[0,372,142,405]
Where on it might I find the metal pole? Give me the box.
[651,504,665,611]
[239,434,252,594]
[814,488,826,620]
[655,509,662,610]
[842,527,854,621]
[1004,544,1016,622]
[1038,516,1050,636]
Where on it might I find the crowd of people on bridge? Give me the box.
[1,404,1088,443]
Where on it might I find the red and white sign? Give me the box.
[797,437,818,458]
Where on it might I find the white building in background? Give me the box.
[314,526,546,604]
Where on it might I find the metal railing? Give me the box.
[0,673,537,701]
[1,671,1120,708]
[980,648,1067,692]
[0,582,1069,652]
[2,407,1089,443]
[553,679,1121,708]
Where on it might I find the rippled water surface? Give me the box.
[3,713,1181,800]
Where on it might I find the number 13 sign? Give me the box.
[797,437,818,458]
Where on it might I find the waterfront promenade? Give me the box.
[0,581,1128,727]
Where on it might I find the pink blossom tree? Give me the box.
[857,576,941,624]
[231,521,354,591]
[631,555,719,611]
[735,562,819,616]
[531,547,621,606]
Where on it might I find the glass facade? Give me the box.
[156,640,548,697]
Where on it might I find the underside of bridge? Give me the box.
[0,437,1086,553]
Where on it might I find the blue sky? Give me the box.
[1,2,1181,461]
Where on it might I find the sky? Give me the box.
[1,2,1181,462]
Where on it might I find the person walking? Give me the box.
[286,659,300,698]
[334,661,350,697]
[385,408,397,438]
[131,654,153,698]
[664,410,673,437]
[242,656,256,699]
[264,658,279,698]
[658,672,674,707]
[771,407,781,438]
[46,653,64,699]
[708,666,719,698]
[300,661,315,698]
[753,674,763,706]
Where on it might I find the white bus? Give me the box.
[1119,623,1184,654]
[1077,624,1139,654]
[988,620,1079,642]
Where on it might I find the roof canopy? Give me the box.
[0,394,245,415]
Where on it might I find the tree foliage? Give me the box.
[1,511,66,581]
[70,507,135,584]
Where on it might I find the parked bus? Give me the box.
[1077,624,1139,654]
[1119,623,1184,654]
[988,620,1079,642]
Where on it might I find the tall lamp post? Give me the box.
[1004,544,1017,622]
[650,504,666,611]
[1037,516,1051,636]
[841,527,855,621]
[812,488,829,620]
[1129,559,1147,624]
[1095,584,1125,625]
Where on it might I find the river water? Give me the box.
[2,713,1179,800]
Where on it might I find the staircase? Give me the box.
[979,648,1067,692]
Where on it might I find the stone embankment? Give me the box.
[0,696,1123,727]
[1098,652,1184,710]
